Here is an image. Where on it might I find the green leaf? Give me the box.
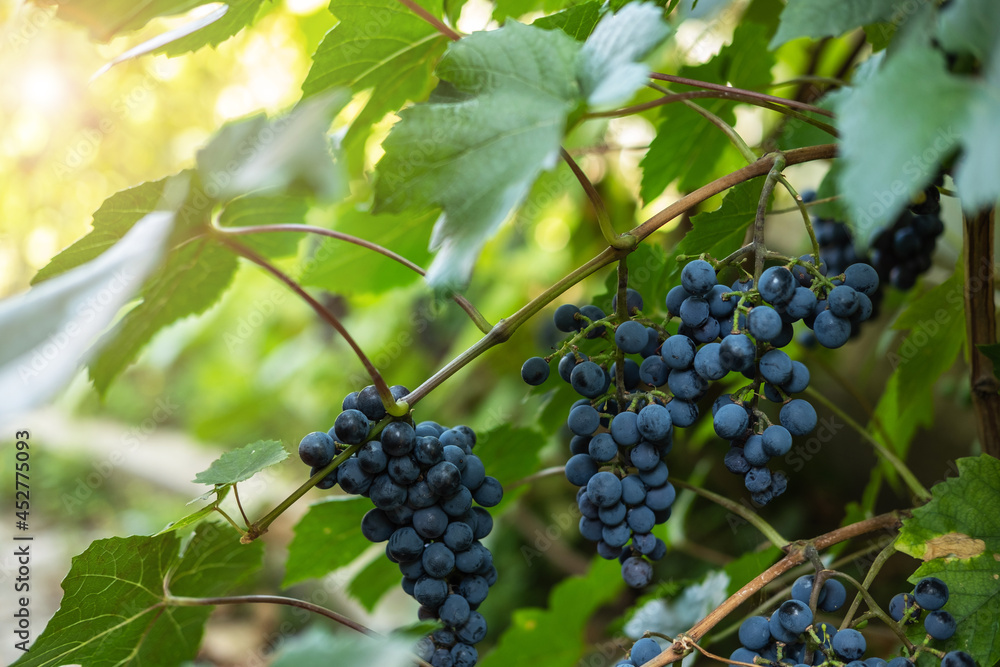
[952,47,1000,212]
[157,486,233,534]
[88,235,239,394]
[532,2,603,41]
[474,424,544,489]
[217,196,309,258]
[193,440,288,485]
[196,92,350,202]
[977,343,1000,383]
[269,626,415,667]
[663,178,764,284]
[0,212,174,417]
[301,0,448,145]
[868,370,933,490]
[769,0,920,49]
[895,455,1000,667]
[44,0,206,41]
[936,0,1000,61]
[577,3,671,107]
[31,177,175,284]
[477,558,625,667]
[641,22,774,200]
[888,268,966,421]
[159,0,267,56]
[373,21,581,288]
[298,208,437,295]
[283,496,372,587]
[347,556,400,612]
[834,44,972,240]
[13,524,262,667]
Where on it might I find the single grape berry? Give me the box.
[621,556,654,588]
[298,431,336,468]
[940,651,976,667]
[521,356,550,385]
[832,628,866,661]
[913,576,949,610]
[924,610,956,640]
[776,599,813,634]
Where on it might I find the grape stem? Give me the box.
[231,483,251,527]
[668,477,788,548]
[614,257,630,407]
[802,386,931,501]
[213,234,407,418]
[213,222,492,333]
[395,0,461,41]
[827,570,916,652]
[840,541,895,629]
[639,510,907,667]
[649,73,835,117]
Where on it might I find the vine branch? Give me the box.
[648,73,835,117]
[214,222,492,333]
[560,147,631,249]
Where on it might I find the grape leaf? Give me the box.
[532,1,603,41]
[372,20,581,289]
[195,92,349,202]
[87,235,240,394]
[477,558,625,667]
[577,2,671,108]
[868,370,933,491]
[283,496,372,587]
[888,268,966,420]
[834,43,973,240]
[347,555,400,611]
[662,178,764,285]
[951,46,1000,212]
[41,0,265,52]
[896,455,1000,667]
[641,22,774,200]
[474,424,544,489]
[193,440,288,485]
[769,0,919,48]
[268,627,414,667]
[217,195,309,258]
[12,523,262,667]
[0,212,173,418]
[977,344,1000,383]
[31,177,176,284]
[298,208,437,295]
[936,0,1000,61]
[157,486,233,534]
[301,0,448,146]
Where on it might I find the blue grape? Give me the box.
[743,434,770,467]
[472,477,503,507]
[759,266,797,304]
[639,355,670,386]
[780,399,817,436]
[358,440,388,474]
[739,616,772,651]
[679,296,711,327]
[708,283,737,318]
[724,447,751,474]
[665,285,690,315]
[760,349,793,386]
[580,304,607,338]
[381,421,416,456]
[554,304,582,332]
[456,612,488,644]
[941,651,976,667]
[644,482,676,511]
[637,404,672,441]
[298,431,336,468]
[427,461,462,496]
[589,432,618,463]
[777,599,813,634]
[568,404,600,435]
[668,368,708,400]
[694,342,727,380]
[748,305,783,342]
[714,403,749,439]
[828,285,860,317]
[762,425,793,457]
[791,575,824,605]
[587,471,623,507]
[913,576,949,610]
[615,320,649,354]
[388,526,424,561]
[924,610,956,640]
[602,522,631,547]
[571,361,608,398]
[334,409,370,445]
[786,286,818,320]
[610,411,640,446]
[611,359,641,390]
[521,356,550,385]
[613,288,645,315]
[621,474,647,505]
[844,263,879,296]
[661,335,696,369]
[813,310,851,348]
[720,334,755,372]
[630,442,661,471]
[361,509,396,542]
[565,454,599,486]
[819,578,847,612]
[356,385,387,421]
[731,648,761,665]
[443,522,474,552]
[389,455,422,485]
[681,259,717,296]
[630,637,661,664]
[639,461,669,487]
[451,643,478,667]
[745,467,772,493]
[627,506,656,533]
[769,612,800,643]
[832,628,866,660]
[580,517,604,541]
[666,399,699,427]
[422,542,456,578]
[621,556,654,588]
[782,361,810,394]
[599,502,627,525]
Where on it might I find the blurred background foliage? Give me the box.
[0,0,984,664]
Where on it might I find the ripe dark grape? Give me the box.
[941,651,977,667]
[924,610,956,640]
[298,431,336,468]
[833,628,867,660]
[520,356,550,385]
[913,576,949,610]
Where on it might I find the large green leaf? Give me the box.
[43,0,264,51]
[888,268,966,420]
[475,424,544,488]
[662,178,764,285]
[936,0,1000,61]
[951,46,1000,212]
[477,558,625,667]
[299,208,437,295]
[196,92,349,202]
[268,626,415,667]
[193,440,288,485]
[577,2,671,107]
[834,44,973,240]
[896,455,1000,667]
[301,0,448,145]
[283,496,372,587]
[532,1,603,41]
[347,555,400,611]
[0,212,174,418]
[769,0,921,48]
[13,524,262,667]
[217,195,309,258]
[641,22,774,200]
[373,20,581,288]
[88,235,239,394]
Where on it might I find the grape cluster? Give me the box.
[888,576,960,643]
[521,258,877,586]
[296,385,501,667]
[617,573,975,667]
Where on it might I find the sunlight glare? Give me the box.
[284,0,330,14]
[20,64,70,114]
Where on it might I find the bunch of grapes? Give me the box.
[296,384,501,667]
[888,576,959,643]
[520,257,878,586]
[617,574,975,667]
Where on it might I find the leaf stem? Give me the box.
[828,570,915,651]
[214,222,492,333]
[214,234,406,418]
[212,506,247,536]
[668,477,788,548]
[775,175,821,264]
[232,483,251,527]
[560,148,631,249]
[682,100,757,164]
[803,386,931,501]
[395,0,461,41]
